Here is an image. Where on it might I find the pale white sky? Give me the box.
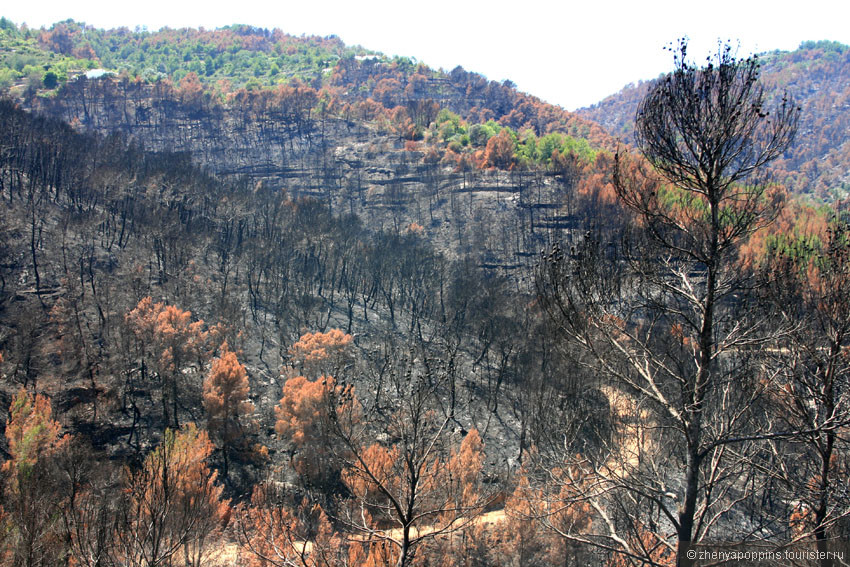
[3,1,848,110]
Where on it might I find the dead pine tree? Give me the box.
[538,39,799,566]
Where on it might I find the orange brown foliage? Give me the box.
[118,424,228,567]
[275,375,358,486]
[203,342,257,476]
[239,486,344,567]
[482,465,576,566]
[574,150,619,205]
[484,129,516,169]
[446,429,485,505]
[125,297,219,427]
[341,443,400,508]
[176,72,204,111]
[347,539,398,567]
[288,329,353,378]
[204,342,253,424]
[126,297,216,374]
[606,522,675,567]
[275,376,331,447]
[2,390,70,565]
[339,423,492,562]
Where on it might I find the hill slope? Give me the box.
[3,19,625,272]
[578,40,850,200]
[3,19,850,567]
[1,19,612,147]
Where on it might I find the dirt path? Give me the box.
[598,384,653,476]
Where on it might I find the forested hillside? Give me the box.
[0,93,619,564]
[579,40,850,200]
[1,19,849,567]
[2,18,612,147]
[3,19,619,267]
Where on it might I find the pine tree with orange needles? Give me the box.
[2,389,71,566]
[347,539,398,567]
[485,129,516,169]
[330,353,496,567]
[204,341,257,479]
[336,423,494,567]
[493,471,552,566]
[276,330,357,488]
[115,423,229,567]
[288,329,353,378]
[237,483,346,567]
[501,456,600,567]
[275,374,357,489]
[3,390,69,481]
[125,297,219,429]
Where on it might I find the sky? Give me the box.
[3,0,849,110]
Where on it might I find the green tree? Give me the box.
[42,71,58,89]
[467,123,493,147]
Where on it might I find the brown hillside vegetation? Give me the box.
[1,24,850,567]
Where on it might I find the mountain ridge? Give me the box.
[578,39,850,200]
[6,19,849,202]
